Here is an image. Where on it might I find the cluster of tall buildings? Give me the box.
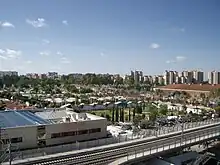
[128,70,164,85]
[1,70,220,86]
[0,71,18,77]
[26,72,59,79]
[208,71,220,85]
[128,70,208,86]
[164,70,204,85]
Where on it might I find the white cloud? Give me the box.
[39,51,50,56]
[176,56,186,61]
[6,49,22,58]
[149,43,160,49]
[0,49,5,54]
[100,52,105,57]
[62,20,68,25]
[56,51,63,56]
[0,48,22,60]
[166,60,175,64]
[61,57,71,64]
[42,39,50,45]
[166,56,186,64]
[25,60,33,64]
[0,55,7,60]
[0,21,15,28]
[26,18,47,28]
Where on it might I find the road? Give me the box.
[6,121,220,165]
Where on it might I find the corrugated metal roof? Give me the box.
[0,110,51,128]
[35,110,68,120]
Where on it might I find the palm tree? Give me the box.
[127,101,132,121]
[115,101,121,122]
[103,101,110,119]
[111,104,115,123]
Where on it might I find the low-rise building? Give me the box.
[0,109,107,150]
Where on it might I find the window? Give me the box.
[2,137,22,144]
[51,133,61,138]
[2,139,10,144]
[89,128,101,133]
[67,131,75,136]
[51,128,101,138]
[37,125,46,131]
[51,131,76,138]
[11,137,22,143]
[78,130,88,135]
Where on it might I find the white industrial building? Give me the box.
[0,109,107,150]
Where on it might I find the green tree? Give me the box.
[214,106,220,117]
[136,106,143,114]
[159,104,168,116]
[115,106,119,122]
[105,114,111,121]
[111,106,115,122]
[149,108,159,121]
[133,116,142,127]
[140,120,151,129]
[128,107,131,121]
[0,100,6,110]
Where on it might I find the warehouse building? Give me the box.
[0,109,107,150]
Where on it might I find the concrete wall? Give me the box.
[1,126,38,149]
[46,119,107,146]
[1,118,107,150]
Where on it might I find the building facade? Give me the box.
[0,71,18,77]
[208,71,220,85]
[0,110,107,150]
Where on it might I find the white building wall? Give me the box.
[1,126,37,149]
[1,118,107,150]
[45,119,107,146]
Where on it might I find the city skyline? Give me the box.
[0,0,220,74]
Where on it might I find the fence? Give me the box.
[2,118,220,163]
[110,124,220,165]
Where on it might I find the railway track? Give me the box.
[29,124,220,165]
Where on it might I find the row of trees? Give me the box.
[0,75,155,91]
[92,102,170,124]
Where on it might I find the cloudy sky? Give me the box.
[0,0,220,75]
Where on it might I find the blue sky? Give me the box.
[0,0,219,75]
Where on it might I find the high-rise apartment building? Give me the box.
[130,70,143,84]
[47,72,58,79]
[208,72,213,84]
[208,71,220,84]
[0,71,18,77]
[192,70,204,83]
[164,70,169,85]
[169,71,175,84]
[181,71,193,83]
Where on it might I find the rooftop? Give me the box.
[35,109,105,123]
[158,84,220,91]
[0,110,51,128]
